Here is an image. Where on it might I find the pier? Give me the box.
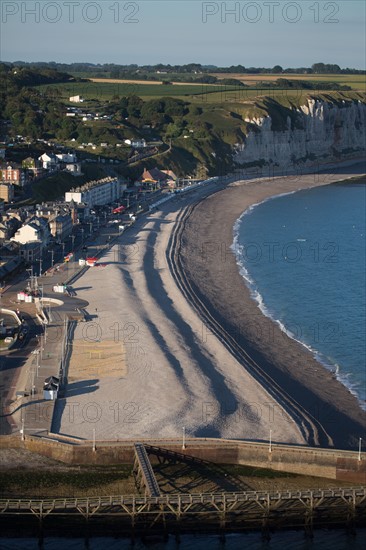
[0,487,365,535]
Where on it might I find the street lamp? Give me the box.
[31,365,36,397]
[48,249,55,267]
[26,267,33,291]
[32,349,40,377]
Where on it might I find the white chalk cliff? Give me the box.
[234,98,366,166]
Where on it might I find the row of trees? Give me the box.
[5,61,365,76]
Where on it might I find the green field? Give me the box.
[37,81,240,102]
[36,77,365,107]
[211,72,366,91]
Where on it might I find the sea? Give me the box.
[232,180,366,408]
[1,530,366,549]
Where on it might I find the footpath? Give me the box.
[0,220,125,438]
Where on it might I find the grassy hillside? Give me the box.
[37,81,239,102]
[209,73,366,91]
[3,65,365,185]
[31,165,107,203]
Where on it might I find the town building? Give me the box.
[161,170,178,186]
[11,217,50,249]
[139,166,178,189]
[0,252,23,282]
[49,214,73,242]
[69,95,84,103]
[38,153,59,170]
[124,139,147,148]
[22,157,43,180]
[65,162,82,176]
[0,164,27,187]
[65,177,121,207]
[0,215,21,242]
[18,241,42,263]
[56,153,77,163]
[0,183,14,203]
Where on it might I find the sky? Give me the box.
[0,0,365,68]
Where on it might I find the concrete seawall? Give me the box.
[1,435,364,484]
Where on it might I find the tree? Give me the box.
[126,95,144,118]
[272,65,283,73]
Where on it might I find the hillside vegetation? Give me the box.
[1,63,365,178]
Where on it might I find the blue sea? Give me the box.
[1,531,366,549]
[232,181,366,408]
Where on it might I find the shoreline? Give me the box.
[51,160,366,449]
[231,177,366,410]
[179,162,366,450]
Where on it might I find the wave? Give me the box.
[232,191,366,412]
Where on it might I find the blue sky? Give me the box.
[1,1,365,68]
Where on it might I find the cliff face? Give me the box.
[234,98,366,166]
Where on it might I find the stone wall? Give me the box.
[1,435,364,483]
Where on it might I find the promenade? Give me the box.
[0,217,124,437]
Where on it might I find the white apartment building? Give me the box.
[65,177,121,207]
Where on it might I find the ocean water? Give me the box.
[1,530,366,549]
[233,181,366,407]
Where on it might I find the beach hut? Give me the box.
[86,256,97,266]
[43,376,60,400]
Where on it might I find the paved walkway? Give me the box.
[0,217,134,438]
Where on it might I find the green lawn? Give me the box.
[36,81,240,101]
[35,77,365,107]
[211,73,366,91]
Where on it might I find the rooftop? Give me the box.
[69,177,118,194]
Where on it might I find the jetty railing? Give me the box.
[0,487,365,532]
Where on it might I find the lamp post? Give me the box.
[182,427,186,450]
[37,349,40,376]
[31,366,35,398]
[358,438,362,461]
[26,266,33,291]
[48,249,55,267]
